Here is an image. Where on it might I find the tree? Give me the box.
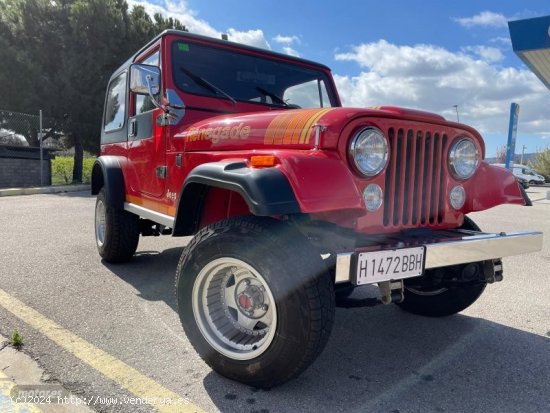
[0,0,186,182]
[495,145,507,163]
[532,148,550,181]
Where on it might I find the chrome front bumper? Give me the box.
[335,230,543,284]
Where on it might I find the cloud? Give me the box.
[333,40,550,138]
[227,28,270,49]
[453,11,508,28]
[282,46,300,57]
[273,34,302,56]
[126,0,270,48]
[273,35,300,45]
[462,45,504,63]
[489,36,513,46]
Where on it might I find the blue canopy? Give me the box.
[509,16,550,90]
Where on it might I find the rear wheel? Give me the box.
[396,217,487,317]
[176,216,335,388]
[94,189,139,263]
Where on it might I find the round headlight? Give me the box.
[448,138,480,180]
[363,184,383,211]
[349,127,388,177]
[449,185,466,209]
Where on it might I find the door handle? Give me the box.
[128,118,137,139]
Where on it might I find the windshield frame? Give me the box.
[170,39,339,109]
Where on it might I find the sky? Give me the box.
[127,0,550,157]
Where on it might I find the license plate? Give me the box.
[355,246,425,285]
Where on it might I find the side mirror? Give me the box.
[130,64,161,96]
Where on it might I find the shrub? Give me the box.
[51,156,95,185]
[10,329,24,349]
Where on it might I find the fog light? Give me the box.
[449,185,466,209]
[363,184,383,211]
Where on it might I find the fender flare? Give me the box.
[91,156,126,210]
[173,162,301,235]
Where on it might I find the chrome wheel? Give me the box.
[192,257,277,360]
[95,198,106,248]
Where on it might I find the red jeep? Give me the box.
[92,30,542,388]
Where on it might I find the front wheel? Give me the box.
[396,267,486,317]
[396,216,487,317]
[176,216,335,388]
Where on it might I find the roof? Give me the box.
[508,15,550,90]
[110,29,331,81]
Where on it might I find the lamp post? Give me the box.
[453,105,460,123]
[520,144,527,165]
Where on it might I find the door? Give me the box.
[127,48,166,197]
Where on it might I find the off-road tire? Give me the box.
[396,216,487,317]
[94,189,139,263]
[176,216,335,388]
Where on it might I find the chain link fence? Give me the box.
[0,109,64,149]
[0,109,66,188]
[1,109,100,187]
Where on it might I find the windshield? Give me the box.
[171,41,336,108]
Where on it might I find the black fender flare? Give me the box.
[519,184,532,206]
[173,162,301,235]
[91,156,126,210]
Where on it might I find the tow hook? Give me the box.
[378,280,404,304]
[336,280,405,308]
[484,258,503,283]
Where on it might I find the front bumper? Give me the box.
[335,229,543,284]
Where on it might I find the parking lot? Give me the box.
[0,187,549,413]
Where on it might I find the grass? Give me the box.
[51,156,95,185]
[10,329,24,349]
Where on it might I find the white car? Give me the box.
[493,163,545,185]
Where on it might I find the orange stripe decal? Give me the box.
[283,110,317,144]
[126,194,176,217]
[264,109,333,145]
[299,108,332,144]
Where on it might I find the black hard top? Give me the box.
[109,29,331,81]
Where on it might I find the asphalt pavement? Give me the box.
[0,188,548,413]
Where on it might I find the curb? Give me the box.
[0,185,90,197]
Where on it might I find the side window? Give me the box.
[135,50,160,114]
[104,72,127,132]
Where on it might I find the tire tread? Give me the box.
[176,216,335,388]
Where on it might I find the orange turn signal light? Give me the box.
[250,155,277,168]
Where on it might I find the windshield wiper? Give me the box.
[256,86,289,107]
[180,66,236,105]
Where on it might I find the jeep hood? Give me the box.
[177,106,483,153]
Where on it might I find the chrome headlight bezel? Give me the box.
[449,185,466,210]
[348,127,389,177]
[448,137,480,180]
[363,183,383,211]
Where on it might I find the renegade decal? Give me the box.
[264,108,333,145]
[185,122,251,144]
